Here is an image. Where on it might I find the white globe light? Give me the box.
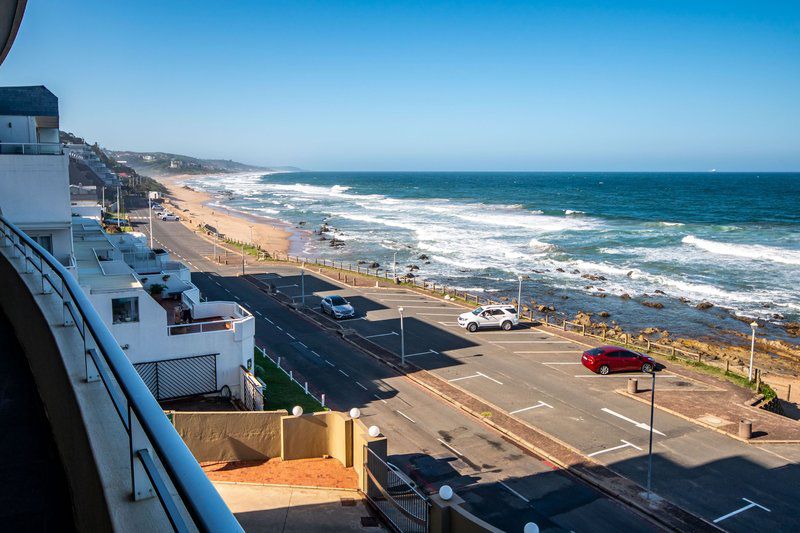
[368,425,380,437]
[292,405,303,416]
[438,485,453,501]
[349,408,361,419]
[523,523,539,533]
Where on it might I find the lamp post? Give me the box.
[646,368,656,499]
[300,265,306,308]
[748,321,758,382]
[148,194,153,248]
[393,250,398,281]
[517,275,524,317]
[116,185,121,225]
[213,219,218,263]
[399,307,405,366]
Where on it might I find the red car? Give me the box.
[581,346,655,375]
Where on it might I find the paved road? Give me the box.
[139,209,800,531]
[133,210,657,532]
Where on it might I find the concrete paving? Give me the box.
[138,210,659,532]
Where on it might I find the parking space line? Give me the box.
[325,359,335,367]
[338,369,349,377]
[515,350,577,354]
[276,284,299,289]
[404,349,438,358]
[254,310,263,316]
[476,371,503,385]
[339,317,367,322]
[373,394,388,404]
[490,340,575,344]
[311,350,321,358]
[713,498,771,524]
[587,440,643,457]
[396,410,416,423]
[265,318,275,325]
[574,373,678,379]
[418,313,458,316]
[286,333,296,340]
[499,481,530,503]
[364,332,398,339]
[448,373,480,382]
[297,341,307,348]
[509,401,553,414]
[601,408,665,436]
[437,321,459,326]
[437,438,464,457]
[355,381,368,391]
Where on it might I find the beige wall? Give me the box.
[172,410,287,462]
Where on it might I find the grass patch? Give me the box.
[657,352,777,399]
[253,348,325,413]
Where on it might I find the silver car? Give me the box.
[320,295,355,319]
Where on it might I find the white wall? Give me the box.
[0,154,70,224]
[0,115,36,143]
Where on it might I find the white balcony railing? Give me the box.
[0,142,64,155]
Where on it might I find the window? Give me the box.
[32,235,53,254]
[112,297,139,324]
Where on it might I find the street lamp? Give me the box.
[748,321,758,382]
[213,219,219,263]
[148,193,154,249]
[646,367,656,500]
[393,250,398,281]
[300,264,306,308]
[399,307,405,366]
[517,275,524,317]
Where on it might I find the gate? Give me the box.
[240,366,265,410]
[364,446,429,533]
[134,353,217,401]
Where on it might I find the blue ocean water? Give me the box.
[187,172,800,342]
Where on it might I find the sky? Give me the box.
[1,1,798,171]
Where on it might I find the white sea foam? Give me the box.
[528,239,555,253]
[682,235,800,266]
[659,221,684,227]
[564,209,585,215]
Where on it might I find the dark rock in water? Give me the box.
[642,293,650,298]
[572,269,580,274]
[418,254,429,260]
[696,301,714,310]
[357,260,367,265]
[654,289,666,295]
[627,271,634,277]
[620,293,630,299]
[556,268,565,273]
[368,261,380,268]
[298,221,307,225]
[598,311,610,317]
[424,261,431,264]
[783,321,800,336]
[405,273,416,279]
[593,293,608,298]
[772,313,785,320]
[406,264,420,271]
[329,240,345,247]
[581,273,607,281]
[642,301,664,309]
[318,236,327,241]
[561,295,569,299]
[641,327,660,335]
[500,296,509,301]
[678,297,691,303]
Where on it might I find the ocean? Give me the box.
[185,171,800,344]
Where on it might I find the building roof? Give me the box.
[0,85,59,117]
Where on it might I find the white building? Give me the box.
[0,85,256,402]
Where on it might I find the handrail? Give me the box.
[0,215,242,532]
[0,141,64,155]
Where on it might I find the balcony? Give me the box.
[0,142,63,155]
[165,295,253,336]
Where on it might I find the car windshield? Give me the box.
[586,348,605,356]
[471,307,484,315]
[329,296,348,305]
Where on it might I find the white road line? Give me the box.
[339,316,367,322]
[379,298,433,302]
[509,401,553,414]
[437,322,459,326]
[403,350,438,358]
[587,440,643,457]
[388,305,459,309]
[224,288,231,293]
[373,394,388,404]
[265,318,275,325]
[601,408,665,436]
[499,481,530,503]
[417,313,458,316]
[338,369,349,377]
[476,372,504,385]
[215,281,222,286]
[448,373,480,382]
[234,295,241,300]
[276,284,299,289]
[364,332,398,339]
[254,310,263,316]
[356,381,368,391]
[542,361,581,365]
[396,410,416,423]
[311,350,321,358]
[437,439,464,457]
[325,360,335,367]
[276,326,284,331]
[286,333,296,340]
[297,342,307,348]
[574,374,678,379]
[713,498,771,523]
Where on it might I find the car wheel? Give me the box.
[599,365,610,375]
[501,320,512,331]
[467,322,478,332]
[641,362,654,373]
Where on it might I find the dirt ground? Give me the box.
[201,457,359,489]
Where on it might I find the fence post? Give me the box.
[277,356,281,368]
[321,394,326,407]
[646,340,651,351]
[562,320,567,331]
[725,360,730,373]
[788,384,792,402]
[581,324,586,335]
[304,381,309,394]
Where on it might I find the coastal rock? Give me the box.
[404,273,416,279]
[556,268,565,273]
[627,271,634,277]
[572,269,580,274]
[641,327,660,335]
[561,295,569,299]
[781,322,799,336]
[406,264,420,271]
[678,297,691,303]
[424,261,431,264]
[329,239,345,247]
[642,301,664,309]
[574,311,593,326]
[593,293,608,298]
[598,311,610,317]
[357,260,367,265]
[581,274,607,281]
[654,289,666,295]
[318,236,327,241]
[620,293,630,299]
[368,262,380,268]
[418,254,429,260]
[696,301,714,310]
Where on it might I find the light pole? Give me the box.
[300,264,306,308]
[241,240,245,275]
[148,194,154,249]
[646,368,656,499]
[116,185,121,225]
[517,275,524,317]
[748,321,758,382]
[399,307,405,366]
[393,250,398,281]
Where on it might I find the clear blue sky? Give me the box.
[2,0,798,171]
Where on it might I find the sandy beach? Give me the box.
[151,173,296,255]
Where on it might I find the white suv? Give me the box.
[458,305,519,332]
[161,212,180,221]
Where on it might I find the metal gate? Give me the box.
[364,446,429,533]
[134,353,217,401]
[240,366,265,411]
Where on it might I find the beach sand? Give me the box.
[151,173,296,255]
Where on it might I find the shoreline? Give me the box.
[150,172,303,255]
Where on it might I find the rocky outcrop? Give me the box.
[696,301,714,310]
[642,301,664,309]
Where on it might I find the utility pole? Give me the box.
[116,185,120,225]
[399,307,405,366]
[393,250,398,280]
[241,241,245,275]
[517,275,524,317]
[148,194,153,248]
[300,265,306,308]
[646,370,656,499]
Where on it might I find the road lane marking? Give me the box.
[388,305,460,309]
[601,408,665,436]
[509,401,553,414]
[448,372,503,385]
[311,350,321,358]
[215,281,222,286]
[437,439,464,457]
[325,360,335,367]
[476,372,503,385]
[403,349,438,358]
[379,298,434,302]
[297,342,307,348]
[373,394,388,404]
[234,295,241,300]
[265,318,275,325]
[276,326,284,331]
[587,440,643,457]
[338,369,349,377]
[356,381,368,391]
[499,481,530,503]
[339,317,367,322]
[575,374,678,379]
[364,332,399,339]
[437,322,459,326]
[286,333,296,340]
[254,310,262,316]
[276,284,299,289]
[449,373,481,382]
[490,340,575,344]
[396,410,416,423]
[417,313,458,317]
[713,498,771,524]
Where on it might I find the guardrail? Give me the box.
[0,142,64,155]
[0,215,242,533]
[255,345,326,408]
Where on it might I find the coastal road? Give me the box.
[131,210,658,532]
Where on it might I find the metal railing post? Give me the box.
[129,407,155,501]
